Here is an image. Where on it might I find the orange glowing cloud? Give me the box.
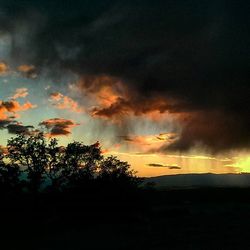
[39,118,79,137]
[17,64,37,79]
[94,85,120,107]
[49,92,84,113]
[75,75,187,123]
[0,100,36,119]
[119,132,178,151]
[0,62,8,75]
[101,143,121,155]
[93,97,178,119]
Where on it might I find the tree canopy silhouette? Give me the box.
[0,133,140,194]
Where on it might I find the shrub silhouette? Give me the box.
[1,133,140,194]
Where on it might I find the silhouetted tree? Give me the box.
[7,133,48,193]
[2,132,141,193]
[45,138,66,191]
[63,141,103,187]
[98,156,141,188]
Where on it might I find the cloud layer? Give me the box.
[39,118,79,136]
[49,92,84,113]
[0,0,249,152]
[0,100,36,119]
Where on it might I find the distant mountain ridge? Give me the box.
[145,173,250,188]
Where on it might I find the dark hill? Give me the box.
[145,173,250,188]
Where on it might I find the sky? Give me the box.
[0,0,249,176]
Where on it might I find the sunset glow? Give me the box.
[0,1,249,177]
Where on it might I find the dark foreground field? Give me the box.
[1,188,250,250]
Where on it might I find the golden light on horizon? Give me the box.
[232,156,250,173]
[104,151,240,177]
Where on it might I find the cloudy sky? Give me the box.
[0,0,249,176]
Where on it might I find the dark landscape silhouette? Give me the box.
[0,133,250,249]
[0,1,249,249]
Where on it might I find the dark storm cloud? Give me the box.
[6,124,34,135]
[0,119,12,128]
[0,119,34,135]
[164,111,250,153]
[39,118,79,136]
[168,166,182,170]
[0,0,249,151]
